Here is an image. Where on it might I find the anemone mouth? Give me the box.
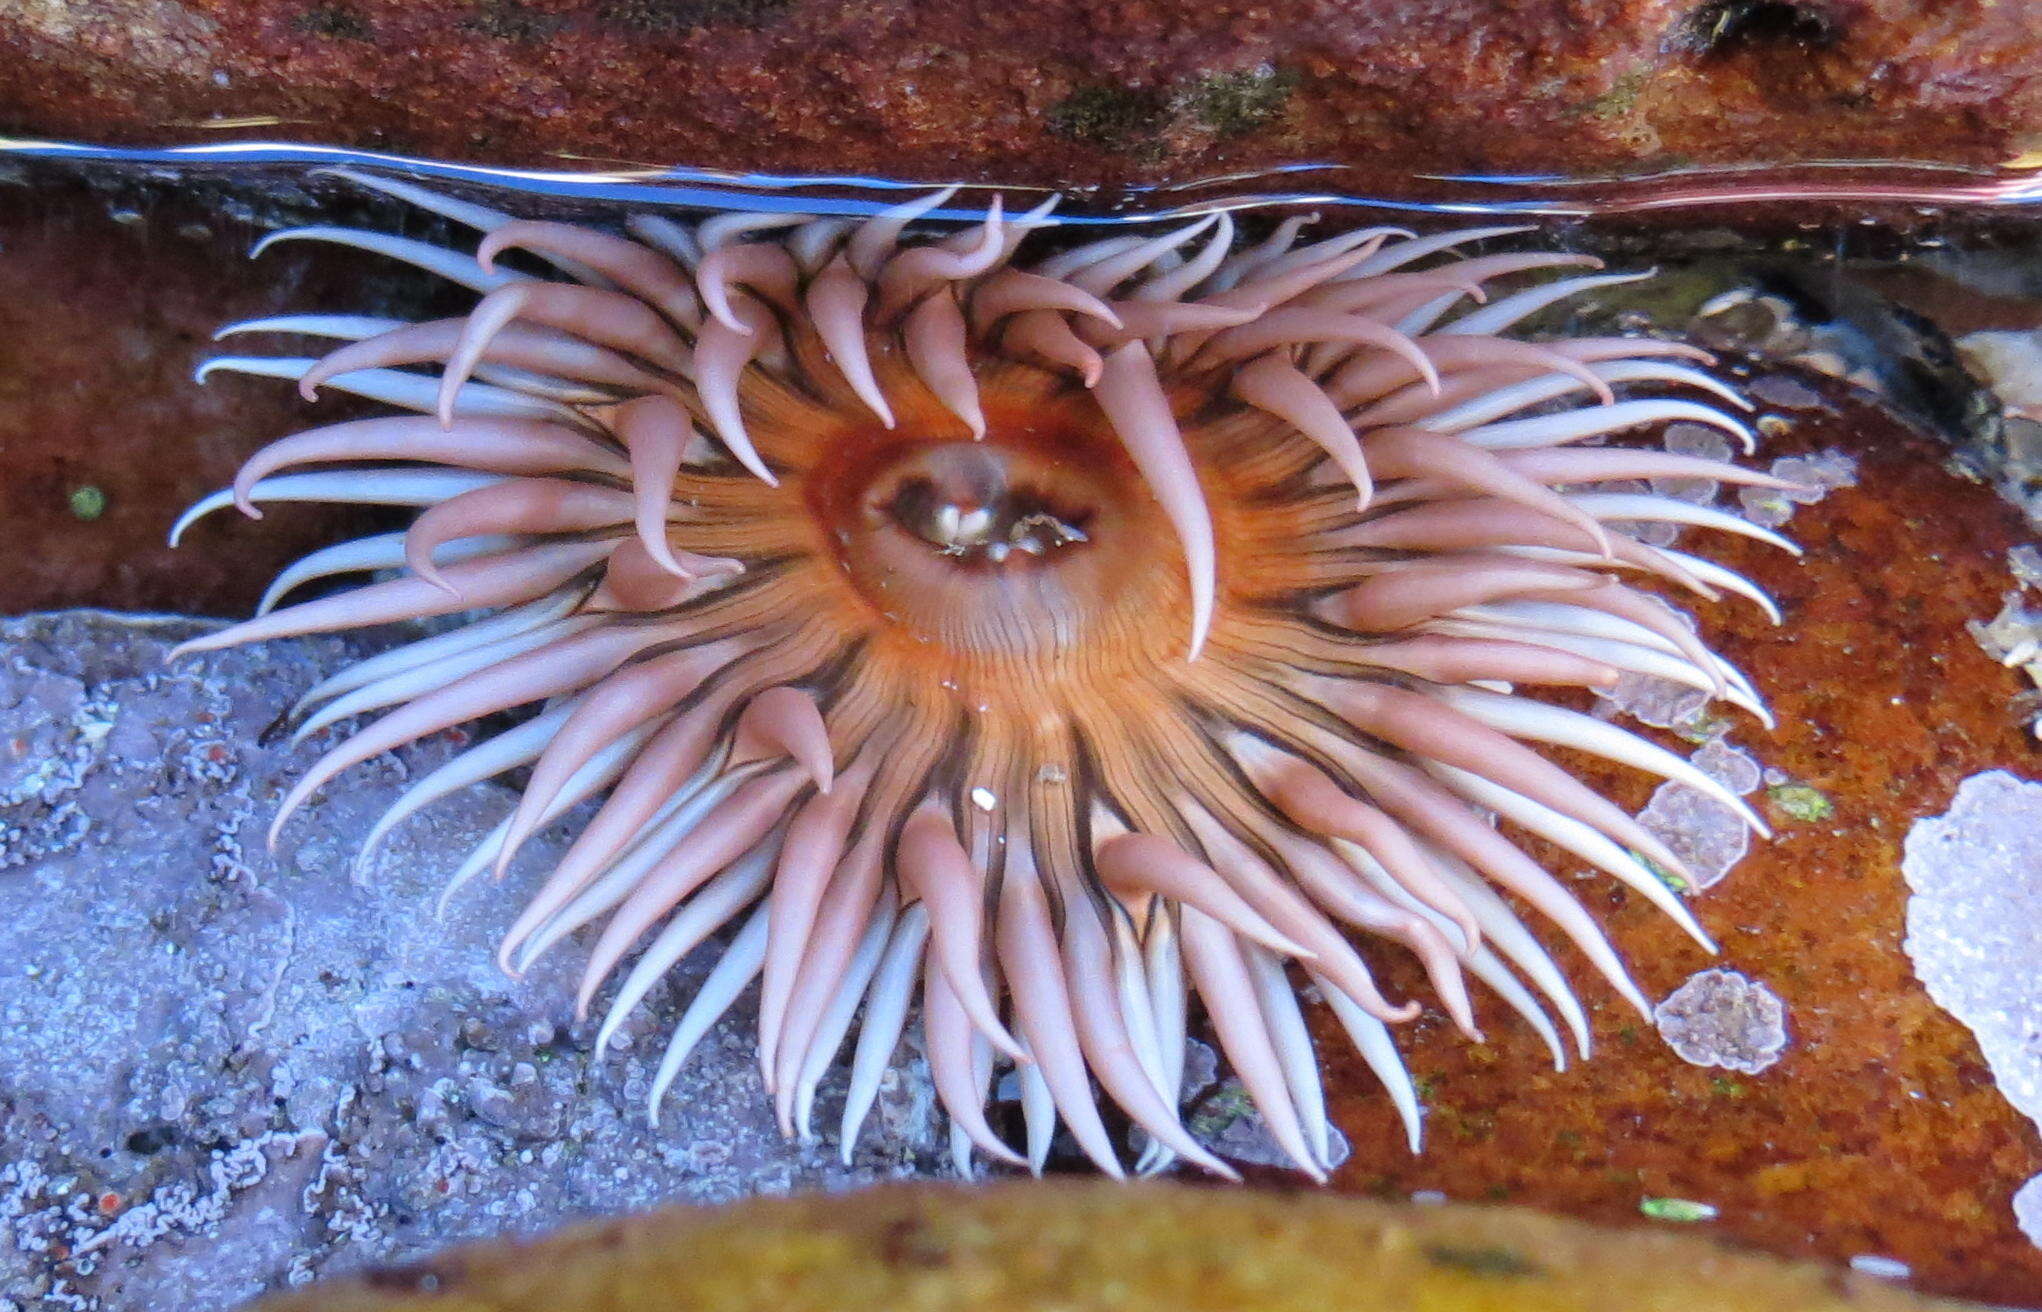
[801,364,1181,660]
[171,173,1796,1181]
[846,434,1103,573]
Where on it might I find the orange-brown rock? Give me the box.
[1,1,2038,193]
[1319,378,2042,1308]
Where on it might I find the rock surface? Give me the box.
[3,169,2042,1306]
[247,1181,1981,1312]
[0,611,942,1312]
[1316,376,2042,1307]
[1,1,2038,192]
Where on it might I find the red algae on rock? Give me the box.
[2,1,2040,191]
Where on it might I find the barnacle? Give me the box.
[174,172,1793,1178]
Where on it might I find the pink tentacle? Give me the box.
[1178,908,1326,1181]
[1093,833,1307,957]
[573,769,806,1015]
[231,416,624,517]
[1003,309,1104,386]
[695,241,800,332]
[1231,356,1372,507]
[1261,824,1480,1037]
[1340,751,1650,1018]
[1326,683,1698,884]
[730,685,835,790]
[478,220,703,329]
[1337,556,1603,631]
[1095,343,1215,659]
[691,293,782,485]
[769,835,887,1124]
[903,290,985,438]
[613,395,737,578]
[304,318,674,404]
[922,964,1026,1167]
[806,256,895,426]
[171,540,607,657]
[1198,310,1439,395]
[494,645,725,879]
[873,195,1006,320]
[437,283,691,425]
[1353,634,1623,690]
[1057,901,1240,1179]
[897,809,1027,1063]
[1261,763,1485,955]
[591,537,723,612]
[500,696,739,958]
[403,478,631,594]
[273,623,660,845]
[995,867,1125,1176]
[757,772,870,1087]
[1363,429,1610,556]
[968,269,1124,334]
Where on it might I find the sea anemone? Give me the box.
[172,173,1796,1181]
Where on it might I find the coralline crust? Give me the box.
[1,0,2039,189]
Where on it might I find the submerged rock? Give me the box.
[0,611,940,1312]
[1318,378,2042,1307]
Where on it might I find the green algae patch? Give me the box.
[1770,783,1835,822]
[1182,66,1298,136]
[68,486,107,522]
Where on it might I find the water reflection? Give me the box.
[3,134,2039,222]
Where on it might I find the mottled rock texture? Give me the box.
[0,612,942,1312]
[1318,379,2042,1307]
[2,0,2039,191]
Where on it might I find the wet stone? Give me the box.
[1315,383,2042,1303]
[0,611,942,1312]
[1187,1077,1352,1175]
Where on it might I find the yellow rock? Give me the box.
[249,1181,1975,1312]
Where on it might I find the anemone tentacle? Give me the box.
[174,179,1789,1178]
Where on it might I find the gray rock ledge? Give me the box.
[0,610,941,1312]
